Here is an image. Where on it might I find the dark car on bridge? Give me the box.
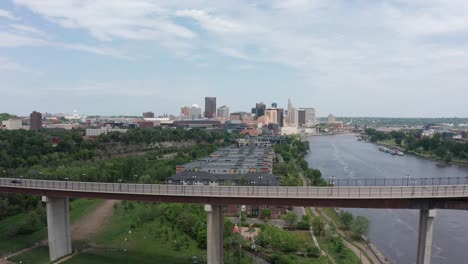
[11,179,22,184]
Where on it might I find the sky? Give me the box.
[1,0,468,117]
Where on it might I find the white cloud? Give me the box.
[0,31,47,47]
[0,57,32,72]
[5,0,468,116]
[0,9,17,20]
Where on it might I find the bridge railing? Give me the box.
[325,176,468,187]
[1,177,468,199]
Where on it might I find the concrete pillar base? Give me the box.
[42,196,72,262]
[416,209,436,264]
[205,204,224,264]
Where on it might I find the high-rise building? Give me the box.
[251,102,266,119]
[298,108,316,127]
[217,106,230,121]
[287,98,298,127]
[276,108,284,127]
[204,97,217,119]
[265,108,278,124]
[180,106,191,118]
[189,104,202,120]
[143,112,155,118]
[298,109,306,126]
[304,108,316,126]
[30,111,42,130]
[271,103,278,108]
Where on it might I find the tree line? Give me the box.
[366,128,468,162]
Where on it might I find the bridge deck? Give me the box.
[2,178,468,210]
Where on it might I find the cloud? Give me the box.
[176,9,243,34]
[5,0,468,116]
[0,24,130,59]
[0,57,33,73]
[0,31,47,47]
[0,9,17,20]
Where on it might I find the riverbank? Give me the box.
[374,140,468,168]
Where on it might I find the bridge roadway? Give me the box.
[1,177,468,210]
[2,177,468,264]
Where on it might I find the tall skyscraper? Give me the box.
[298,108,316,127]
[251,102,266,118]
[298,109,306,126]
[304,108,316,126]
[204,97,217,119]
[265,108,278,124]
[180,106,191,118]
[276,108,284,127]
[30,111,42,130]
[143,112,154,118]
[217,106,230,121]
[190,104,202,120]
[287,98,298,127]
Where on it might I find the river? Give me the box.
[305,134,468,264]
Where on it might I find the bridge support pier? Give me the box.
[205,204,224,264]
[416,209,436,264]
[42,196,72,262]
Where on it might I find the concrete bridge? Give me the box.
[2,177,468,264]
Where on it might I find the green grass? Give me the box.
[8,246,50,264]
[318,236,360,264]
[0,199,102,255]
[93,204,206,262]
[69,198,103,222]
[64,249,204,264]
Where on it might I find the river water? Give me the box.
[305,134,468,264]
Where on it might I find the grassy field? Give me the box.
[0,199,102,256]
[89,203,208,263]
[8,246,50,264]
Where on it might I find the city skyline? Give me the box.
[1,1,468,117]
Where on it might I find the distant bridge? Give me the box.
[2,177,468,264]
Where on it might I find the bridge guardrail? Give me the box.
[325,176,468,187]
[1,177,468,199]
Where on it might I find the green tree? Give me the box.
[339,211,354,230]
[312,218,324,236]
[283,211,298,225]
[261,207,272,219]
[351,216,370,240]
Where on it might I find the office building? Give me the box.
[189,104,202,120]
[251,102,266,119]
[217,106,230,121]
[276,108,284,127]
[298,108,316,127]
[2,119,22,130]
[204,97,217,119]
[265,108,278,124]
[143,112,155,118]
[180,106,191,118]
[30,111,42,130]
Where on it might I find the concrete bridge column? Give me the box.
[416,209,436,264]
[205,204,224,264]
[42,196,72,262]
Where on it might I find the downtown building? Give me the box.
[217,106,230,122]
[205,97,217,119]
[30,111,43,130]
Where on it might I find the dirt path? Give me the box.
[71,200,118,241]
